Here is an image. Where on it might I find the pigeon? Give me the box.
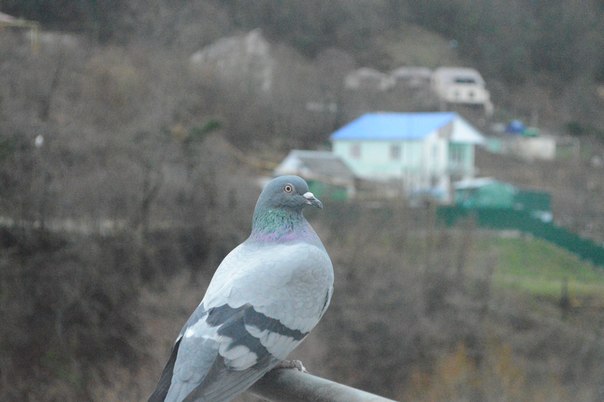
[148,175,334,402]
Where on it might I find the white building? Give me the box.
[344,67,394,91]
[390,66,432,89]
[330,112,485,200]
[432,67,493,114]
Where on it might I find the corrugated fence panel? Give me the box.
[437,207,604,268]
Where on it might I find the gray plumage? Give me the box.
[148,175,334,402]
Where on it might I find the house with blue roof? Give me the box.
[330,112,484,199]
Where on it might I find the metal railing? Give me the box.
[249,368,398,402]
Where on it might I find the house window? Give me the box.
[390,144,401,160]
[449,143,465,166]
[350,143,361,159]
[455,77,477,84]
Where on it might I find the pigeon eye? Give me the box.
[283,184,294,193]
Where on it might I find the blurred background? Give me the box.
[1,1,604,401]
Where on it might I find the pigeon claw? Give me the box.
[274,359,308,373]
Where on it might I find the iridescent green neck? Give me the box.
[250,208,308,242]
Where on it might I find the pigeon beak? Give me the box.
[303,192,323,209]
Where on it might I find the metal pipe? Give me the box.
[248,368,399,402]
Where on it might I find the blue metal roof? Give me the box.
[330,112,458,141]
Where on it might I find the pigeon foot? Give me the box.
[274,359,307,373]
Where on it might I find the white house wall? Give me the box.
[333,140,424,181]
[421,132,450,194]
[432,68,490,105]
[333,133,452,195]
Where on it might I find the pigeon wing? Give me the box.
[204,241,334,336]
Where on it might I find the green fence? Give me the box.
[437,206,604,268]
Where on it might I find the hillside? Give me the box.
[2,0,603,135]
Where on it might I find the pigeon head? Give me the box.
[255,176,322,212]
[250,176,323,242]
